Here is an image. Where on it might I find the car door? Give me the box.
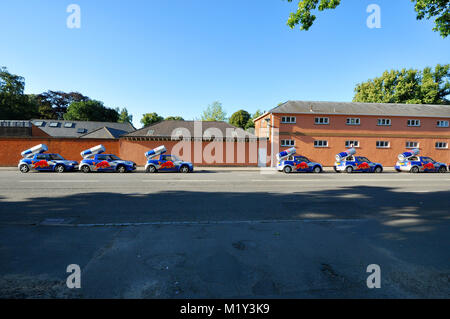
[295,157,309,172]
[33,154,51,171]
[421,157,436,172]
[159,155,177,171]
[94,155,113,171]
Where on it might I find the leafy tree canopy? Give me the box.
[117,107,133,124]
[353,64,450,105]
[165,116,184,121]
[36,90,89,119]
[286,0,449,38]
[201,101,227,121]
[64,100,120,122]
[229,110,251,129]
[141,112,164,127]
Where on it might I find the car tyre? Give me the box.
[81,165,91,173]
[283,166,292,174]
[438,166,447,173]
[374,166,383,173]
[410,166,420,173]
[146,165,157,173]
[55,164,65,173]
[117,165,127,173]
[180,165,190,173]
[313,166,322,174]
[19,164,30,173]
[346,166,353,174]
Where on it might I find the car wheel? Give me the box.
[146,165,157,173]
[410,166,420,173]
[438,166,447,173]
[55,164,65,173]
[117,165,126,173]
[283,166,292,174]
[346,166,353,173]
[81,165,91,173]
[374,166,383,173]
[313,166,322,173]
[333,166,338,172]
[180,165,190,173]
[19,164,30,173]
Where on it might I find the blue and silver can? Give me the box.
[276,147,296,161]
[145,145,167,159]
[335,148,356,161]
[81,145,106,158]
[398,148,420,161]
[21,144,48,158]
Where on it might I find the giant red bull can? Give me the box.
[81,145,105,159]
[145,145,167,159]
[276,147,296,161]
[398,148,420,161]
[21,144,48,158]
[335,148,356,161]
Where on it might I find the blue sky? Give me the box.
[1,0,449,128]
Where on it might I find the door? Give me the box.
[258,148,267,167]
[33,154,52,171]
[160,155,177,171]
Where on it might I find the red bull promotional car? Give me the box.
[144,145,194,173]
[395,149,447,173]
[276,147,323,174]
[18,144,78,173]
[79,145,136,173]
[334,148,383,173]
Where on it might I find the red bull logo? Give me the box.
[295,162,308,170]
[94,160,110,169]
[33,160,49,169]
[357,162,370,170]
[422,162,434,170]
[160,161,175,169]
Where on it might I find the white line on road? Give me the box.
[19,180,99,183]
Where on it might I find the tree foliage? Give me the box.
[353,64,450,105]
[117,107,133,124]
[201,101,227,121]
[141,112,164,127]
[165,116,184,121]
[229,110,251,129]
[286,0,449,38]
[35,90,89,119]
[64,100,120,122]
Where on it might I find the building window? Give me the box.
[49,122,59,127]
[345,140,359,148]
[315,117,329,125]
[64,122,74,128]
[280,139,295,147]
[376,141,390,148]
[407,119,421,127]
[346,118,360,125]
[34,121,45,127]
[281,116,296,124]
[435,142,448,149]
[437,120,449,128]
[406,141,419,149]
[377,118,391,126]
[314,140,328,148]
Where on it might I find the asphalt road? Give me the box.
[0,169,449,298]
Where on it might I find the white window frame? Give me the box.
[280,139,295,147]
[437,120,449,128]
[376,141,390,148]
[377,118,391,126]
[406,141,419,149]
[314,117,329,125]
[407,119,421,127]
[345,140,360,148]
[346,118,360,126]
[281,116,296,124]
[314,140,328,148]
[435,142,448,149]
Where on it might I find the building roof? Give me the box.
[124,120,258,139]
[79,127,130,139]
[267,101,450,118]
[31,119,135,138]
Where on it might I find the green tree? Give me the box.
[201,101,227,121]
[245,109,264,129]
[165,116,184,121]
[229,110,251,129]
[64,100,120,122]
[35,90,89,119]
[117,107,133,124]
[353,64,450,105]
[0,67,39,119]
[141,112,164,127]
[286,0,450,38]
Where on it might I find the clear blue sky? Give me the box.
[1,0,449,128]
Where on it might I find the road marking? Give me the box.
[142,179,214,182]
[19,180,99,183]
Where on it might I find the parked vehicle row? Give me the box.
[18,144,448,174]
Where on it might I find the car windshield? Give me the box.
[49,154,64,160]
[358,157,371,163]
[296,157,309,162]
[109,155,121,161]
[421,157,434,163]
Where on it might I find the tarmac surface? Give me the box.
[0,169,449,298]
